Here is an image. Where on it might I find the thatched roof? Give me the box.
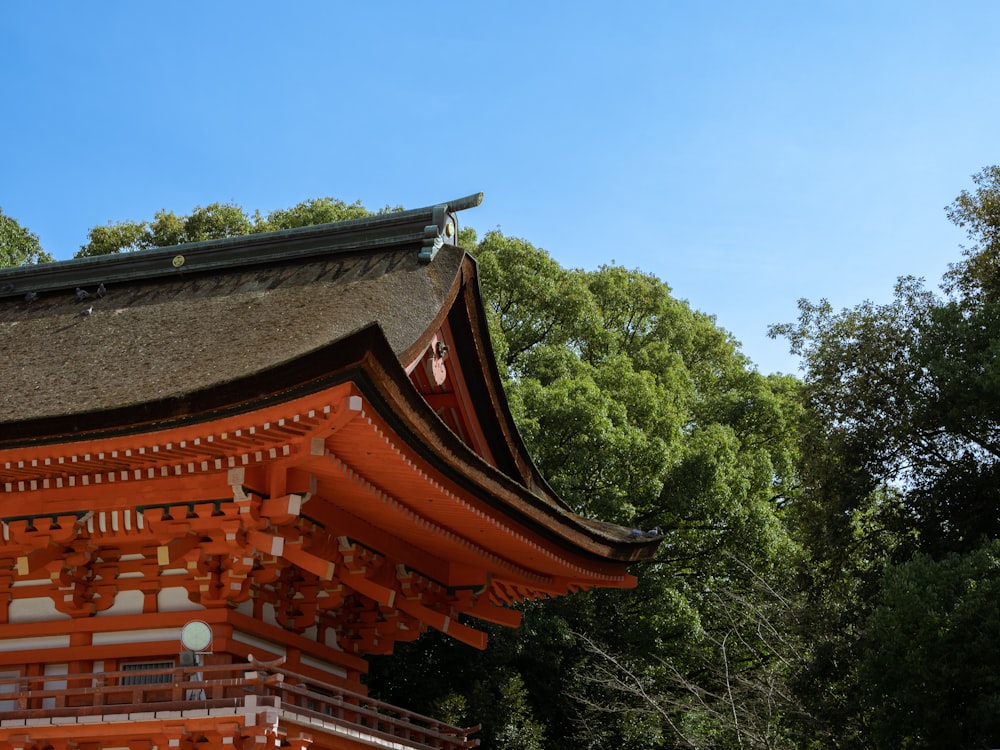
[0,200,471,436]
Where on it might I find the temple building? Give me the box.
[0,195,660,750]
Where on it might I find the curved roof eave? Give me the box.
[0,320,659,565]
[0,192,661,566]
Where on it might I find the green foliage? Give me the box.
[432,691,469,727]
[75,197,378,257]
[770,268,1000,560]
[567,560,814,750]
[77,202,256,257]
[79,220,153,256]
[170,202,254,242]
[474,231,596,375]
[509,357,670,522]
[457,226,478,249]
[374,229,807,749]
[0,208,53,267]
[863,541,1000,749]
[944,165,1000,302]
[769,278,934,481]
[769,166,1000,748]
[255,197,373,231]
[493,673,547,750]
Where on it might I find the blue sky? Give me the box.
[3,2,998,374]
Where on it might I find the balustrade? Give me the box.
[0,660,478,749]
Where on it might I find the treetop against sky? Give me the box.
[2,2,998,374]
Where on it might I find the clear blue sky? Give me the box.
[3,2,997,374]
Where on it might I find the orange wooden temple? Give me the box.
[0,195,660,750]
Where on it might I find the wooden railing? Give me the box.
[0,659,479,749]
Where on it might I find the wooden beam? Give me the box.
[333,563,485,648]
[246,530,284,557]
[396,597,488,650]
[260,493,303,526]
[340,570,396,608]
[282,544,336,581]
[156,533,200,567]
[464,597,523,629]
[15,544,65,576]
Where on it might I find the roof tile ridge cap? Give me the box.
[0,192,485,297]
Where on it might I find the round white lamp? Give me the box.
[180,620,213,652]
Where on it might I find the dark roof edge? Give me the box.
[451,256,570,507]
[351,347,662,564]
[0,321,658,562]
[0,193,484,299]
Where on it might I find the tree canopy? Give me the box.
[0,208,53,267]
[863,542,1000,749]
[770,165,1000,749]
[74,197,384,257]
[371,230,807,750]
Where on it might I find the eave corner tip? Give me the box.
[445,192,484,213]
[419,193,484,263]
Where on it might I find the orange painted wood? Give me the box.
[282,543,336,580]
[0,660,478,749]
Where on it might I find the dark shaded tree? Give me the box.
[863,542,1000,749]
[771,166,1000,749]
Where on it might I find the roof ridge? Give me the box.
[0,193,483,299]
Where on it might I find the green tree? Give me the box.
[770,166,1000,748]
[372,231,808,750]
[255,196,373,231]
[569,569,814,750]
[772,169,1000,561]
[74,197,382,257]
[78,219,154,256]
[493,673,548,750]
[862,541,1000,749]
[944,164,1000,302]
[0,208,53,267]
[77,201,260,257]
